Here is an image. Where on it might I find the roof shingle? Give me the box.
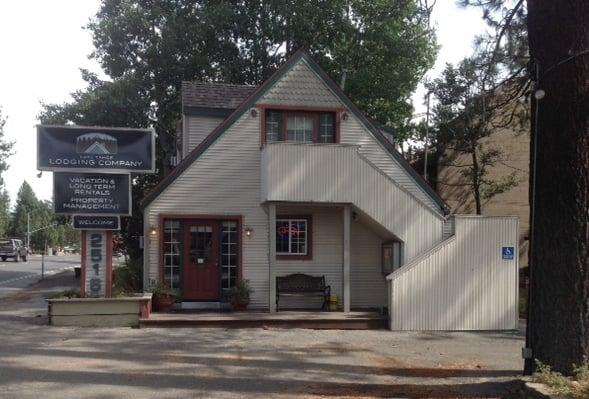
[181,81,257,110]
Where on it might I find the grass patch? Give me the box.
[532,361,589,399]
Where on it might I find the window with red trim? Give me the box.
[265,110,336,144]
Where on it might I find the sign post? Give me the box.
[37,125,155,298]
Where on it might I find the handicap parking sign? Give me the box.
[502,246,515,260]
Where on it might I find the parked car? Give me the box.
[0,239,28,262]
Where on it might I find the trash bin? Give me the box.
[327,294,338,311]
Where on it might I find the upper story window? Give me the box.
[264,109,337,144]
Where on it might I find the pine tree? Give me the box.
[524,0,589,375]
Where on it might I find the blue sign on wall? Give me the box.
[502,246,515,260]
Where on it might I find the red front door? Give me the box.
[182,221,220,300]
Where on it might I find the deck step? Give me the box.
[139,311,387,330]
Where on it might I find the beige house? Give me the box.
[437,120,530,268]
[142,50,519,330]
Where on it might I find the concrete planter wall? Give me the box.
[47,294,152,327]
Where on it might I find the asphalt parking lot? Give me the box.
[0,272,525,399]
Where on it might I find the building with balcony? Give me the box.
[141,50,519,330]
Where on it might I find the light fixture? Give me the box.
[534,89,546,100]
[352,211,358,222]
[341,112,349,121]
[149,226,157,236]
[250,108,258,117]
[245,227,253,237]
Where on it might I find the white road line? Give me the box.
[0,266,76,286]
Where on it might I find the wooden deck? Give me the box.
[140,311,387,330]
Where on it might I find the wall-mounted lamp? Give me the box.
[149,226,158,236]
[534,89,546,100]
[250,108,258,117]
[244,227,254,237]
[352,211,358,222]
[341,112,349,121]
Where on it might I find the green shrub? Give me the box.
[112,258,143,295]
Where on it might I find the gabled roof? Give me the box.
[181,82,256,116]
[143,49,448,213]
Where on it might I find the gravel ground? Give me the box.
[0,272,525,398]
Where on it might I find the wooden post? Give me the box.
[343,205,351,313]
[80,231,87,297]
[269,203,277,313]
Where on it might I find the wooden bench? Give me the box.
[276,273,331,310]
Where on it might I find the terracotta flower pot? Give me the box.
[231,299,250,311]
[152,293,175,312]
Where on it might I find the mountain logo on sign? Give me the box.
[76,133,118,155]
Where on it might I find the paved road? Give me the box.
[0,254,80,298]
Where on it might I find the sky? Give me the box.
[0,1,484,206]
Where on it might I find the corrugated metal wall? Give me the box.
[388,216,519,331]
[261,143,445,262]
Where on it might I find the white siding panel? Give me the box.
[350,221,387,309]
[184,115,225,157]
[146,112,272,309]
[340,116,441,212]
[260,58,442,214]
[261,143,444,262]
[442,216,455,239]
[388,216,519,331]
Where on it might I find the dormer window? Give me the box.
[264,109,338,144]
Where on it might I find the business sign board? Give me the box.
[502,246,515,260]
[54,173,131,215]
[84,230,108,297]
[37,125,155,173]
[73,215,120,230]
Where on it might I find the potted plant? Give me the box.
[230,280,252,310]
[151,282,177,312]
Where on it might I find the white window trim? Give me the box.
[276,218,308,256]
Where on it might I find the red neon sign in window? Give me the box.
[278,226,300,236]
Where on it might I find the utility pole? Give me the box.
[423,91,431,181]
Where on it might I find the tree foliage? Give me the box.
[10,181,79,252]
[0,109,14,188]
[39,0,438,259]
[428,56,524,214]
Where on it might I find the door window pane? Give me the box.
[189,225,212,265]
[220,221,238,290]
[163,220,181,289]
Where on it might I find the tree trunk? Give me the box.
[471,148,482,215]
[525,0,589,374]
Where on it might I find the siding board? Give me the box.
[261,59,442,214]
[388,216,519,330]
[261,143,444,262]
